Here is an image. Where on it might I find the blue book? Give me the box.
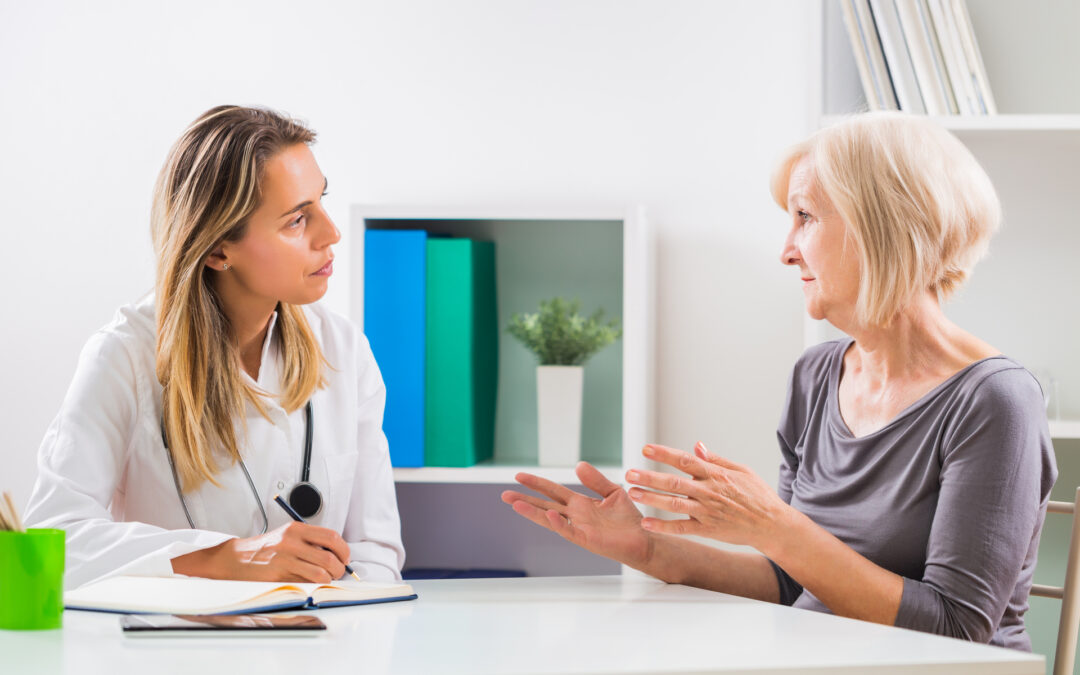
[364,229,427,467]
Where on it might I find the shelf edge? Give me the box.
[819,113,1080,132]
[1050,420,1080,440]
[393,464,625,485]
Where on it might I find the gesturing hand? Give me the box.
[501,462,655,570]
[625,442,791,551]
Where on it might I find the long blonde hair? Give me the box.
[151,105,329,492]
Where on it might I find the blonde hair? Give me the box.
[151,105,329,492]
[770,111,1002,326]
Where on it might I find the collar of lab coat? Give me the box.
[238,305,327,417]
[241,309,280,395]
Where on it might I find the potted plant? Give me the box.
[507,297,622,466]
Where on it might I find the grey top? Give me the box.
[769,338,1057,650]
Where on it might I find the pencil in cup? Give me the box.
[0,492,26,532]
[272,494,362,583]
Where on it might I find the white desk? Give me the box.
[0,575,1044,674]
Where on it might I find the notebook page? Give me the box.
[64,576,307,614]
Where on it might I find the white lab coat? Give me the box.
[24,293,405,590]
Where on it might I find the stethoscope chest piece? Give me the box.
[287,399,321,518]
[288,481,323,518]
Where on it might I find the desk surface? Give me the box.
[1,575,1044,674]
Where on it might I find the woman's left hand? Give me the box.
[625,442,792,552]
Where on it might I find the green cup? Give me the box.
[0,529,65,630]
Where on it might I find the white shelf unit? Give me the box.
[351,205,654,577]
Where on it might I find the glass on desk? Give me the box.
[0,529,65,630]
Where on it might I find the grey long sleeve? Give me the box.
[771,338,1056,650]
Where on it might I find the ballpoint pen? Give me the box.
[273,494,363,583]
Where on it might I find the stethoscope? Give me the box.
[161,400,322,535]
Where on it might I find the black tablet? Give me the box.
[120,613,326,637]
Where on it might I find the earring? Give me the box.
[222,263,230,271]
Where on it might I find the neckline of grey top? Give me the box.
[827,337,1014,440]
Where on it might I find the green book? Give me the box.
[425,238,498,467]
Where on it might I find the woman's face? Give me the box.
[214,143,340,308]
[779,156,860,324]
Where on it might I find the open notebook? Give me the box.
[65,575,417,615]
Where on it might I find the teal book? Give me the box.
[425,238,497,467]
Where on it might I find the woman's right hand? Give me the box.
[501,462,654,571]
[172,522,350,583]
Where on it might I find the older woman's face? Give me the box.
[780,156,860,324]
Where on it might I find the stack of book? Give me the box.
[364,229,498,468]
[840,0,995,115]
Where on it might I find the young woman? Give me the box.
[503,112,1057,650]
[25,105,404,590]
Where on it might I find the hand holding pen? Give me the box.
[172,509,353,583]
[274,494,363,583]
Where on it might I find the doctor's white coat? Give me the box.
[24,294,405,589]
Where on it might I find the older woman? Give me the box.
[502,112,1057,650]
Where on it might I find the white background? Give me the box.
[0,0,813,509]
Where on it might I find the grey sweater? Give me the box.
[769,338,1057,650]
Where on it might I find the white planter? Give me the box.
[536,365,584,467]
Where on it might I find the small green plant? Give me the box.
[507,297,622,366]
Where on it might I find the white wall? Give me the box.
[0,0,814,510]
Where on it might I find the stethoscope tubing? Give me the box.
[161,400,315,535]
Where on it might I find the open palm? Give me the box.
[501,462,653,570]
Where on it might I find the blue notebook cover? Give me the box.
[66,593,420,615]
[364,229,427,468]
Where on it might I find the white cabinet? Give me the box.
[350,205,653,575]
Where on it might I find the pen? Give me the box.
[273,494,363,583]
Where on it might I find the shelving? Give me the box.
[351,205,653,576]
[820,113,1080,134]
[392,463,624,486]
[351,205,653,477]
[1050,421,1080,441]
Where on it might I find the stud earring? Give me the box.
[222,263,230,271]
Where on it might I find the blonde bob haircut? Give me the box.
[770,111,1002,327]
[151,105,329,492]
